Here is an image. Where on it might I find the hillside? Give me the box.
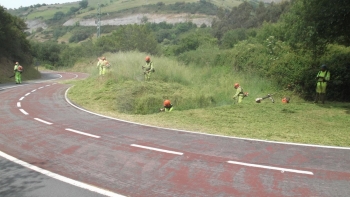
[7,0,285,43]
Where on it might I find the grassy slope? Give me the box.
[66,51,350,147]
[22,0,241,21]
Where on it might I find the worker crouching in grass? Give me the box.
[160,100,173,112]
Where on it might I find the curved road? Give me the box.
[1,72,350,197]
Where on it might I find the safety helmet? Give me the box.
[282,97,290,103]
[145,56,150,62]
[163,99,171,106]
[234,83,239,88]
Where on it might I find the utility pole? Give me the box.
[96,3,101,38]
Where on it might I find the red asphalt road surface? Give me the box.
[1,72,350,197]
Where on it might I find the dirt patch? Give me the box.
[25,19,48,33]
[63,13,215,27]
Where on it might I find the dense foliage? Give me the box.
[2,0,350,101]
[0,6,31,63]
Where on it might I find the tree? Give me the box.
[52,11,65,20]
[300,0,350,46]
[282,0,350,59]
[0,6,31,62]
[79,0,88,9]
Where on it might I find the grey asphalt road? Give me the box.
[1,72,108,197]
[0,156,106,197]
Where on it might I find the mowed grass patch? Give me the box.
[67,51,350,147]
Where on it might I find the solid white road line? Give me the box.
[131,144,183,155]
[65,87,350,150]
[65,128,101,138]
[19,109,28,115]
[34,118,53,125]
[25,93,30,96]
[19,97,24,101]
[17,102,21,108]
[227,160,314,175]
[0,151,125,197]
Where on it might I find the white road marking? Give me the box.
[34,118,53,125]
[65,87,350,150]
[31,89,37,92]
[38,87,43,89]
[65,128,101,138]
[0,151,125,197]
[19,109,28,115]
[19,97,24,101]
[25,93,30,96]
[131,144,183,155]
[45,85,50,87]
[227,160,314,175]
[17,102,21,108]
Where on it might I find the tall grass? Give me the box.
[67,51,350,147]
[69,51,296,114]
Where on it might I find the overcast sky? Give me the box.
[0,0,78,9]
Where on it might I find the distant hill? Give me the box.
[6,0,287,43]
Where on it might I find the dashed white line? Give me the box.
[25,93,30,96]
[17,102,21,108]
[19,97,25,101]
[131,144,183,155]
[38,87,43,89]
[34,118,53,125]
[45,85,50,87]
[19,109,28,115]
[65,128,101,138]
[0,151,125,197]
[227,160,314,175]
[31,89,37,92]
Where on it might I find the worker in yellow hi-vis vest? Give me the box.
[97,57,103,75]
[14,62,23,84]
[314,64,330,104]
[232,83,246,103]
[142,56,154,81]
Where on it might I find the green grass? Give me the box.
[66,51,350,147]
[24,0,242,20]
[26,3,78,20]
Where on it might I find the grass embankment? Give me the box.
[67,51,350,147]
[0,58,41,84]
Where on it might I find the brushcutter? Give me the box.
[255,94,275,103]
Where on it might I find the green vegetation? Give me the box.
[1,0,350,146]
[67,51,350,147]
[0,6,40,82]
